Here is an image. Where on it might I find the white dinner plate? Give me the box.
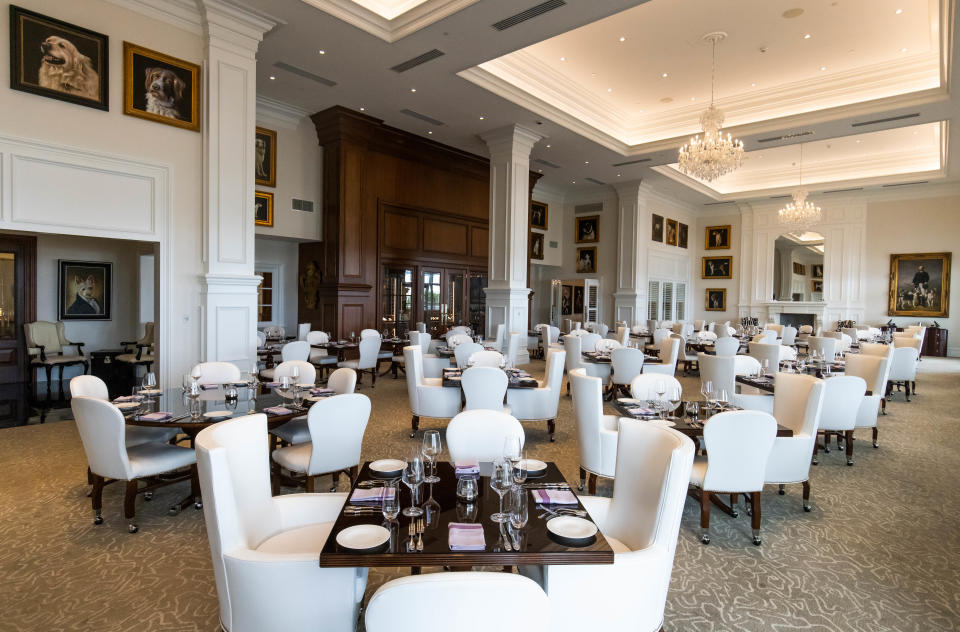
[369,459,406,476]
[336,524,390,552]
[115,402,139,411]
[140,389,162,396]
[546,516,598,543]
[617,398,642,405]
[203,410,232,420]
[643,419,676,428]
[518,458,548,474]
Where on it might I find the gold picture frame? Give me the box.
[665,219,678,246]
[255,126,277,187]
[575,215,599,243]
[888,252,951,317]
[702,256,732,279]
[811,279,823,293]
[530,200,548,230]
[576,247,597,273]
[530,232,544,260]
[705,288,726,311]
[255,191,274,227]
[123,42,200,131]
[705,225,731,250]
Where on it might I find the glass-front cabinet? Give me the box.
[380,263,485,337]
[381,266,414,337]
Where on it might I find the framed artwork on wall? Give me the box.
[812,264,823,279]
[702,256,732,279]
[888,252,951,317]
[575,215,599,243]
[255,126,277,187]
[811,279,824,293]
[793,262,806,275]
[573,286,584,314]
[705,288,726,311]
[561,285,572,315]
[665,219,678,246]
[678,223,688,249]
[123,42,201,131]
[530,232,544,260]
[9,5,109,110]
[58,260,111,320]
[652,214,664,243]
[576,247,597,274]
[255,191,274,227]
[530,201,548,230]
[705,225,731,250]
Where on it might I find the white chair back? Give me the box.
[752,330,778,344]
[354,337,381,370]
[780,326,798,346]
[297,323,310,341]
[446,410,524,462]
[469,350,504,367]
[306,394,371,474]
[505,332,522,367]
[630,374,682,400]
[772,372,824,437]
[562,318,572,333]
[461,366,508,411]
[492,323,506,352]
[454,342,484,369]
[71,396,132,481]
[701,410,777,492]
[306,330,329,345]
[360,328,380,340]
[403,346,425,412]
[192,361,241,384]
[447,333,472,348]
[656,336,681,375]
[765,323,784,337]
[807,336,838,360]
[417,322,426,333]
[693,319,705,332]
[262,325,285,338]
[841,327,859,341]
[798,325,813,334]
[610,348,644,386]
[327,367,357,394]
[579,333,602,352]
[859,342,890,357]
[818,375,866,432]
[846,353,887,394]
[779,346,798,362]
[281,341,310,362]
[594,338,622,354]
[569,369,607,476]
[651,328,670,348]
[713,337,739,356]
[749,342,780,372]
[698,353,735,398]
[70,374,109,399]
[892,335,922,352]
[888,347,919,381]
[599,323,610,337]
[548,326,560,345]
[616,326,629,346]
[256,331,266,348]
[272,360,316,385]
[733,355,761,376]
[645,319,657,333]
[671,322,684,335]
[563,335,584,373]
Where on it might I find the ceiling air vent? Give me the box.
[492,0,566,31]
[703,201,734,206]
[292,199,314,212]
[273,62,337,87]
[534,158,560,169]
[882,180,928,187]
[400,109,445,126]
[586,177,607,185]
[611,158,651,167]
[851,113,919,127]
[757,130,813,143]
[823,187,863,194]
[391,49,445,73]
[575,203,603,214]
[768,194,791,200]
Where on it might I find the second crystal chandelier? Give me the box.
[678,32,744,182]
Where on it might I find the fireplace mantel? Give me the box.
[764,301,827,330]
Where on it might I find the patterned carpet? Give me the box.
[1,357,959,631]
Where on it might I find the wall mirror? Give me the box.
[773,231,824,301]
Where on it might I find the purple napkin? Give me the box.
[624,406,657,417]
[349,487,397,504]
[310,388,334,396]
[531,489,578,505]
[448,523,485,551]
[454,461,479,476]
[113,395,142,403]
[199,384,220,390]
[140,412,172,422]
[264,406,292,416]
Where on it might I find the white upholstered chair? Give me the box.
[446,333,472,348]
[116,321,155,374]
[714,336,740,356]
[338,336,380,388]
[568,369,618,492]
[893,334,923,353]
[563,335,585,395]
[297,323,310,341]
[778,345,798,362]
[594,338,622,354]
[454,342,483,369]
[806,336,838,361]
[446,410,524,463]
[272,393,370,493]
[886,346,919,402]
[307,331,338,379]
[689,410,777,545]
[271,360,316,386]
[192,361,242,384]
[366,572,548,632]
[195,414,367,632]
[25,320,88,397]
[519,420,694,632]
[485,323,506,353]
[461,366,509,412]
[72,396,196,533]
[812,375,866,467]
[629,374,682,401]
[506,349,565,442]
[579,333,601,352]
[69,375,179,447]
[468,350,503,367]
[404,346,461,438]
[765,323,784,337]
[505,332,522,368]
[846,353,888,448]
[646,328,670,352]
[698,353,735,399]
[643,336,679,377]
[615,326,629,346]
[798,325,813,335]
[271,368,355,446]
[609,347,645,398]
[256,330,266,348]
[260,341,310,380]
[780,326,798,346]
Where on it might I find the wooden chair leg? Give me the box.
[578,466,586,491]
[700,490,712,544]
[370,369,376,388]
[812,434,820,465]
[872,426,879,448]
[270,463,280,496]
[845,430,854,465]
[730,493,738,515]
[410,414,420,438]
[348,465,359,486]
[124,480,139,533]
[91,475,105,525]
[547,418,556,442]
[329,471,339,492]
[305,475,316,493]
[190,466,201,509]
[802,480,811,512]
[750,491,762,545]
[587,473,597,495]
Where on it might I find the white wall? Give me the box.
[254,235,299,334]
[529,186,564,268]
[694,210,741,324]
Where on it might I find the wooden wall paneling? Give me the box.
[340,143,365,281]
[470,226,488,259]
[381,208,421,253]
[423,218,468,256]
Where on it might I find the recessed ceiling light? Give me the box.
[619,36,626,42]
[359,107,365,111]
[571,181,576,184]
[661,72,669,78]
[617,173,622,177]
[895,8,903,14]
[410,88,417,92]
[690,97,696,101]
[318,49,326,55]
[546,144,551,148]
[269,75,275,80]
[427,130,433,134]
[751,82,757,87]
[607,88,613,92]
[820,65,827,71]
[638,109,643,113]
[560,56,566,61]
[584,161,589,164]
[479,115,485,120]
[855,139,861,143]
[803,33,811,39]
[538,169,543,173]
[901,47,908,52]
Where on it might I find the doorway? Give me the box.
[0,234,36,384]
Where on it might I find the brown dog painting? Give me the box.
[38,35,100,99]
[58,261,111,320]
[123,42,201,131]
[144,67,185,119]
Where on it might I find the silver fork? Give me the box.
[407,521,417,552]
[416,517,424,552]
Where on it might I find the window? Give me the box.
[255,266,281,325]
[648,279,687,322]
[647,280,660,320]
[676,283,686,321]
[662,283,673,321]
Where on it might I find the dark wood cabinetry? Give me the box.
[922,328,948,357]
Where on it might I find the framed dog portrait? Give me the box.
[888,252,951,317]
[58,260,111,320]
[255,191,274,227]
[705,288,726,311]
[123,42,200,131]
[573,286,584,314]
[678,223,688,249]
[255,127,278,187]
[812,264,824,279]
[705,225,731,250]
[576,247,597,274]
[665,219,678,246]
[702,256,732,279]
[9,5,109,110]
[530,232,544,260]
[530,201,548,230]
[811,279,824,293]
[652,214,664,243]
[561,285,572,316]
[575,215,599,243]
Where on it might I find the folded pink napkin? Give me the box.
[531,489,578,505]
[310,388,334,396]
[264,406,292,415]
[624,406,657,417]
[448,522,485,551]
[113,395,142,403]
[140,412,172,421]
[199,384,219,390]
[349,487,397,503]
[454,461,479,476]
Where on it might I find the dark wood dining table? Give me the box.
[310,341,359,362]
[319,461,614,569]
[610,398,794,440]
[440,367,538,389]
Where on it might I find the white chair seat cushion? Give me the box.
[309,352,338,365]
[339,360,360,369]
[272,442,312,474]
[422,377,443,387]
[126,426,179,446]
[256,521,333,555]
[689,455,708,488]
[37,354,85,365]
[127,442,196,479]
[270,416,310,445]
[116,353,154,363]
[260,368,276,380]
[392,355,405,363]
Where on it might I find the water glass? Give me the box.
[182,373,193,393]
[685,400,699,420]
[401,454,424,517]
[422,430,441,483]
[489,459,513,523]
[280,375,292,391]
[512,452,528,485]
[189,396,202,421]
[381,482,400,522]
[291,384,304,409]
[456,476,478,501]
[508,486,528,532]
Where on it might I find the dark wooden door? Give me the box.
[0,234,36,384]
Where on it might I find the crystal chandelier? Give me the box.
[778,144,822,231]
[678,32,744,182]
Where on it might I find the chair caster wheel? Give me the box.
[846,459,854,466]
[128,524,138,534]
[144,492,154,501]
[778,490,785,496]
[549,436,555,443]
[93,516,103,525]
[752,537,762,546]
[701,535,710,545]
[577,483,584,492]
[873,442,879,448]
[823,446,830,453]
[409,432,416,439]
[731,510,739,518]
[194,502,203,510]
[87,489,93,497]
[746,508,753,516]
[803,504,812,512]
[169,506,180,516]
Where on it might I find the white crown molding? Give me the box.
[298,0,479,43]
[256,95,310,129]
[203,0,283,55]
[105,0,205,35]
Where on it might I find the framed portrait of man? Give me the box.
[255,191,274,227]
[573,286,584,314]
[888,252,951,317]
[530,201,548,230]
[665,219,678,246]
[576,247,597,274]
[702,256,732,279]
[58,260,111,320]
[561,285,572,315]
[652,214,664,243]
[705,288,726,311]
[678,223,688,249]
[705,225,731,250]
[575,215,599,243]
[530,232,544,260]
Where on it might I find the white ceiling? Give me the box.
[348,0,432,19]
[245,0,960,207]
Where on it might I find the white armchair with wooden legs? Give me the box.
[404,346,461,438]
[846,353,889,448]
[812,375,866,467]
[338,336,380,388]
[506,349,565,441]
[569,369,619,494]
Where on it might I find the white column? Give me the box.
[613,181,653,326]
[198,1,276,367]
[480,125,544,354]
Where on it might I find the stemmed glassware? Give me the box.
[422,430,441,483]
[667,386,682,420]
[401,453,424,517]
[142,372,157,393]
[489,459,513,523]
[507,486,528,546]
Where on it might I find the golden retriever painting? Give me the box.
[10,6,108,110]
[123,42,201,131]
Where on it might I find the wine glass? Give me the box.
[401,454,424,517]
[489,459,513,523]
[421,430,441,483]
[700,380,713,404]
[716,388,729,411]
[280,375,292,392]
[142,372,157,392]
[667,386,682,420]
[507,486,528,547]
[503,435,523,466]
[381,481,400,523]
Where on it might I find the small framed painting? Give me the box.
[888,252,951,317]
[59,260,111,320]
[678,223,688,249]
[561,285,572,315]
[9,5,109,110]
[652,214,664,243]
[577,247,597,274]
[255,191,274,227]
[705,288,726,311]
[530,232,544,260]
[793,262,806,275]
[575,215,599,243]
[706,225,731,250]
[812,264,823,279]
[811,279,824,293]
[702,256,732,279]
[530,200,548,230]
[123,42,200,131]
[665,219,678,246]
[255,126,277,187]
[573,286,584,314]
